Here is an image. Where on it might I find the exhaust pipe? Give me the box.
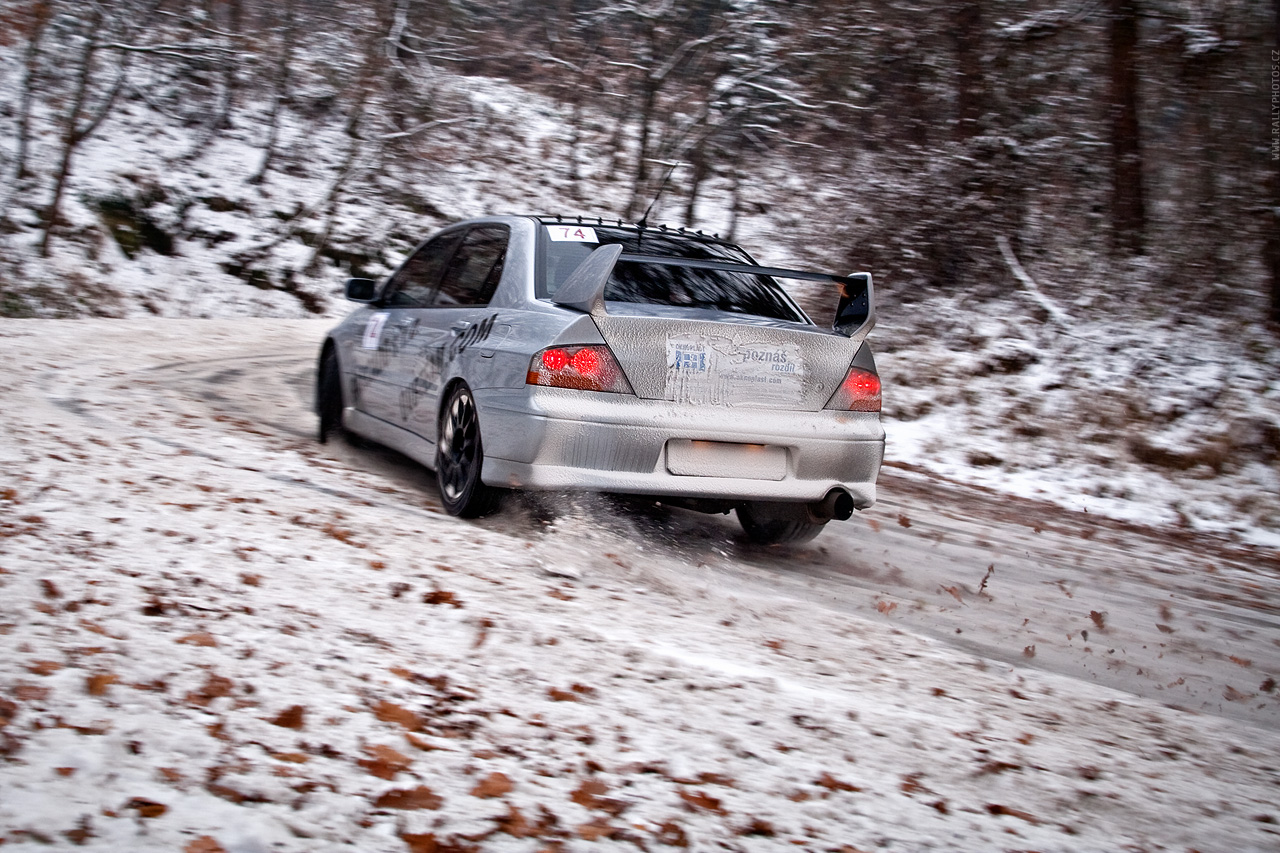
[809,488,855,522]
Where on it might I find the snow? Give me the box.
[1,319,1279,852]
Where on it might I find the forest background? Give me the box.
[0,0,1277,543]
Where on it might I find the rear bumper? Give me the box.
[478,387,884,506]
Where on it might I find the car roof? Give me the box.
[532,215,754,259]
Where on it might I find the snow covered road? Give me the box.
[1,319,1278,852]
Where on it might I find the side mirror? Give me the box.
[345,278,378,303]
[833,272,873,337]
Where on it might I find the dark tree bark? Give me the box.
[1108,0,1146,254]
[14,0,53,182]
[952,2,985,141]
[214,0,243,132]
[683,145,709,228]
[250,0,296,184]
[40,8,126,257]
[1269,0,1280,323]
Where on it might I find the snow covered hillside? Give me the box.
[1,320,1278,852]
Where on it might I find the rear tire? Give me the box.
[736,501,826,545]
[436,385,502,518]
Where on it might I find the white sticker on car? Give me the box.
[361,312,389,349]
[546,225,599,243]
[665,334,805,408]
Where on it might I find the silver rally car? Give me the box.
[316,215,884,543]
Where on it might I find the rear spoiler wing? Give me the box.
[551,244,875,338]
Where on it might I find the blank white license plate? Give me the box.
[665,439,787,481]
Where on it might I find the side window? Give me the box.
[434,226,509,307]
[383,230,464,308]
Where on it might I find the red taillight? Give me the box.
[528,345,633,394]
[542,348,570,371]
[825,367,881,412]
[570,347,600,376]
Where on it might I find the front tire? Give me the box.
[736,501,826,545]
[317,347,344,444]
[436,385,502,518]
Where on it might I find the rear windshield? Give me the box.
[540,226,807,324]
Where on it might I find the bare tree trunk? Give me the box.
[952,2,985,141]
[215,0,243,132]
[14,1,53,182]
[627,75,659,220]
[567,97,583,199]
[1268,0,1280,323]
[40,8,122,257]
[250,0,295,184]
[683,145,708,228]
[1108,0,1146,254]
[726,164,741,242]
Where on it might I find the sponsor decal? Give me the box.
[665,333,805,407]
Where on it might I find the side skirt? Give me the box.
[344,408,438,472]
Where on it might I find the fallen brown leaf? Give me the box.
[359,744,412,780]
[654,822,689,846]
[125,797,168,819]
[470,771,513,798]
[187,673,233,707]
[15,684,50,701]
[577,817,621,840]
[86,673,118,696]
[900,773,930,796]
[985,803,1039,824]
[400,832,480,853]
[976,761,1022,776]
[494,803,536,838]
[269,705,306,730]
[372,700,422,731]
[571,778,629,815]
[678,789,725,814]
[178,632,218,647]
[374,785,442,810]
[423,590,462,608]
[816,772,862,792]
[736,818,776,837]
[184,837,227,853]
[1224,685,1252,702]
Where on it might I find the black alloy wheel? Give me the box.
[436,385,502,518]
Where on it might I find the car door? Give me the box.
[401,224,510,443]
[352,229,463,425]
